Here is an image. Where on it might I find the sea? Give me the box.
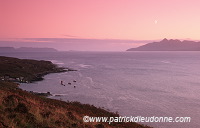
[1,51,200,128]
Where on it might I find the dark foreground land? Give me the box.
[0,56,152,128]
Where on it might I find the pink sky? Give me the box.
[1,0,200,51]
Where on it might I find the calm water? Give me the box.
[1,51,200,128]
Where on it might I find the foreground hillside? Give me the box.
[0,56,152,128]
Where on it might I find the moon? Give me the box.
[154,20,158,24]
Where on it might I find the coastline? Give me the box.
[0,56,152,128]
[0,56,69,83]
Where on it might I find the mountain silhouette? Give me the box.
[127,38,200,51]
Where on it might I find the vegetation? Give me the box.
[0,56,66,82]
[0,56,152,128]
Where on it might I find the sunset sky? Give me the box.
[1,0,200,51]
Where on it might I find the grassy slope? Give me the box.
[0,56,152,128]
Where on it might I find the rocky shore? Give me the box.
[0,56,71,83]
[0,56,152,128]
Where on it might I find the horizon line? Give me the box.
[1,37,200,41]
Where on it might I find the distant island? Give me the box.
[127,38,200,51]
[0,47,58,52]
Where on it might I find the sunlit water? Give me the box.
[1,51,200,128]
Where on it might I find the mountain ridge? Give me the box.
[127,38,200,51]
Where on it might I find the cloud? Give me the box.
[0,38,52,43]
[61,34,78,38]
